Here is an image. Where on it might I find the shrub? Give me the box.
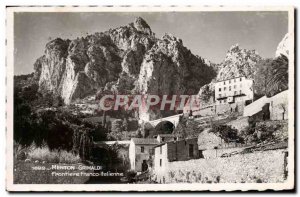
[26,143,81,164]
[14,141,26,160]
[210,124,244,143]
[255,124,276,142]
[59,150,81,164]
[27,146,59,163]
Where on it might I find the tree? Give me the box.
[136,129,142,138]
[111,119,123,133]
[254,58,273,99]
[280,103,287,120]
[102,110,107,128]
[210,124,244,143]
[122,118,128,131]
[254,55,289,99]
[267,55,289,97]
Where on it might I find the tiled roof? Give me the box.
[131,138,159,145]
[154,137,198,148]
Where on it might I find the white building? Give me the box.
[215,76,253,105]
[129,138,159,172]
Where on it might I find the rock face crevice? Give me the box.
[33,17,216,119]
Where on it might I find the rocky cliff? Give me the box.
[197,44,262,107]
[275,33,291,58]
[216,44,262,81]
[33,17,216,119]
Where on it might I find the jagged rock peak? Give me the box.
[275,33,291,58]
[229,43,240,52]
[44,38,70,57]
[33,16,215,111]
[133,17,153,36]
[161,33,183,44]
[217,44,262,81]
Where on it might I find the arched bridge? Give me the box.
[148,113,182,128]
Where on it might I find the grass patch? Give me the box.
[15,141,81,164]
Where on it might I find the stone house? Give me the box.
[153,138,199,183]
[129,138,159,173]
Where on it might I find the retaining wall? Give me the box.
[153,149,287,183]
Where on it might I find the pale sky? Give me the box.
[14,11,288,75]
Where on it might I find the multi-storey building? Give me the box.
[215,76,253,104]
[214,76,253,115]
[183,76,254,117]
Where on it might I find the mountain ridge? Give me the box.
[32,17,216,120]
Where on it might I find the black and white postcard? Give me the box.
[6,6,295,191]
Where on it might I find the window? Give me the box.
[219,88,221,91]
[141,146,144,153]
[240,78,242,81]
[160,159,162,167]
[234,91,237,95]
[234,85,236,89]
[240,90,242,94]
[161,137,165,142]
[150,148,154,155]
[229,80,231,84]
[224,99,227,102]
[219,94,221,97]
[224,87,226,91]
[224,81,225,85]
[229,86,231,91]
[160,146,162,154]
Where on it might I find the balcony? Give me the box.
[216,92,246,100]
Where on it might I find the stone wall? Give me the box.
[202,147,245,159]
[153,149,287,183]
[215,101,244,116]
[193,106,215,117]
